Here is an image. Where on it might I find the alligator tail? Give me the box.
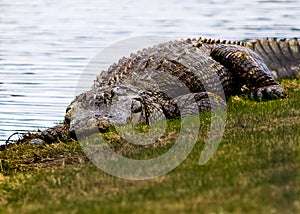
[247,38,300,79]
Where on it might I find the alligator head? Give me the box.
[64,85,178,139]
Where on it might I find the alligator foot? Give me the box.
[252,85,286,100]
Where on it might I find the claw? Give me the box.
[253,85,286,100]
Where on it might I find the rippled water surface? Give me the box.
[1,0,300,143]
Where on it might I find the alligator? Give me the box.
[9,37,300,145]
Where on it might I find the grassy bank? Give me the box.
[0,79,299,214]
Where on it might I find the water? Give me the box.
[1,0,300,144]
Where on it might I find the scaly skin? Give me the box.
[247,38,300,79]
[11,37,300,144]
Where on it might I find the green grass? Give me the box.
[0,79,299,214]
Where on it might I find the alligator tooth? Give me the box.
[280,38,286,42]
[215,39,221,44]
[221,40,226,44]
[203,38,207,43]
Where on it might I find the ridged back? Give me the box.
[247,38,300,79]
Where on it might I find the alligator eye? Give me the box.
[131,99,143,113]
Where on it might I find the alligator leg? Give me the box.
[210,45,286,100]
